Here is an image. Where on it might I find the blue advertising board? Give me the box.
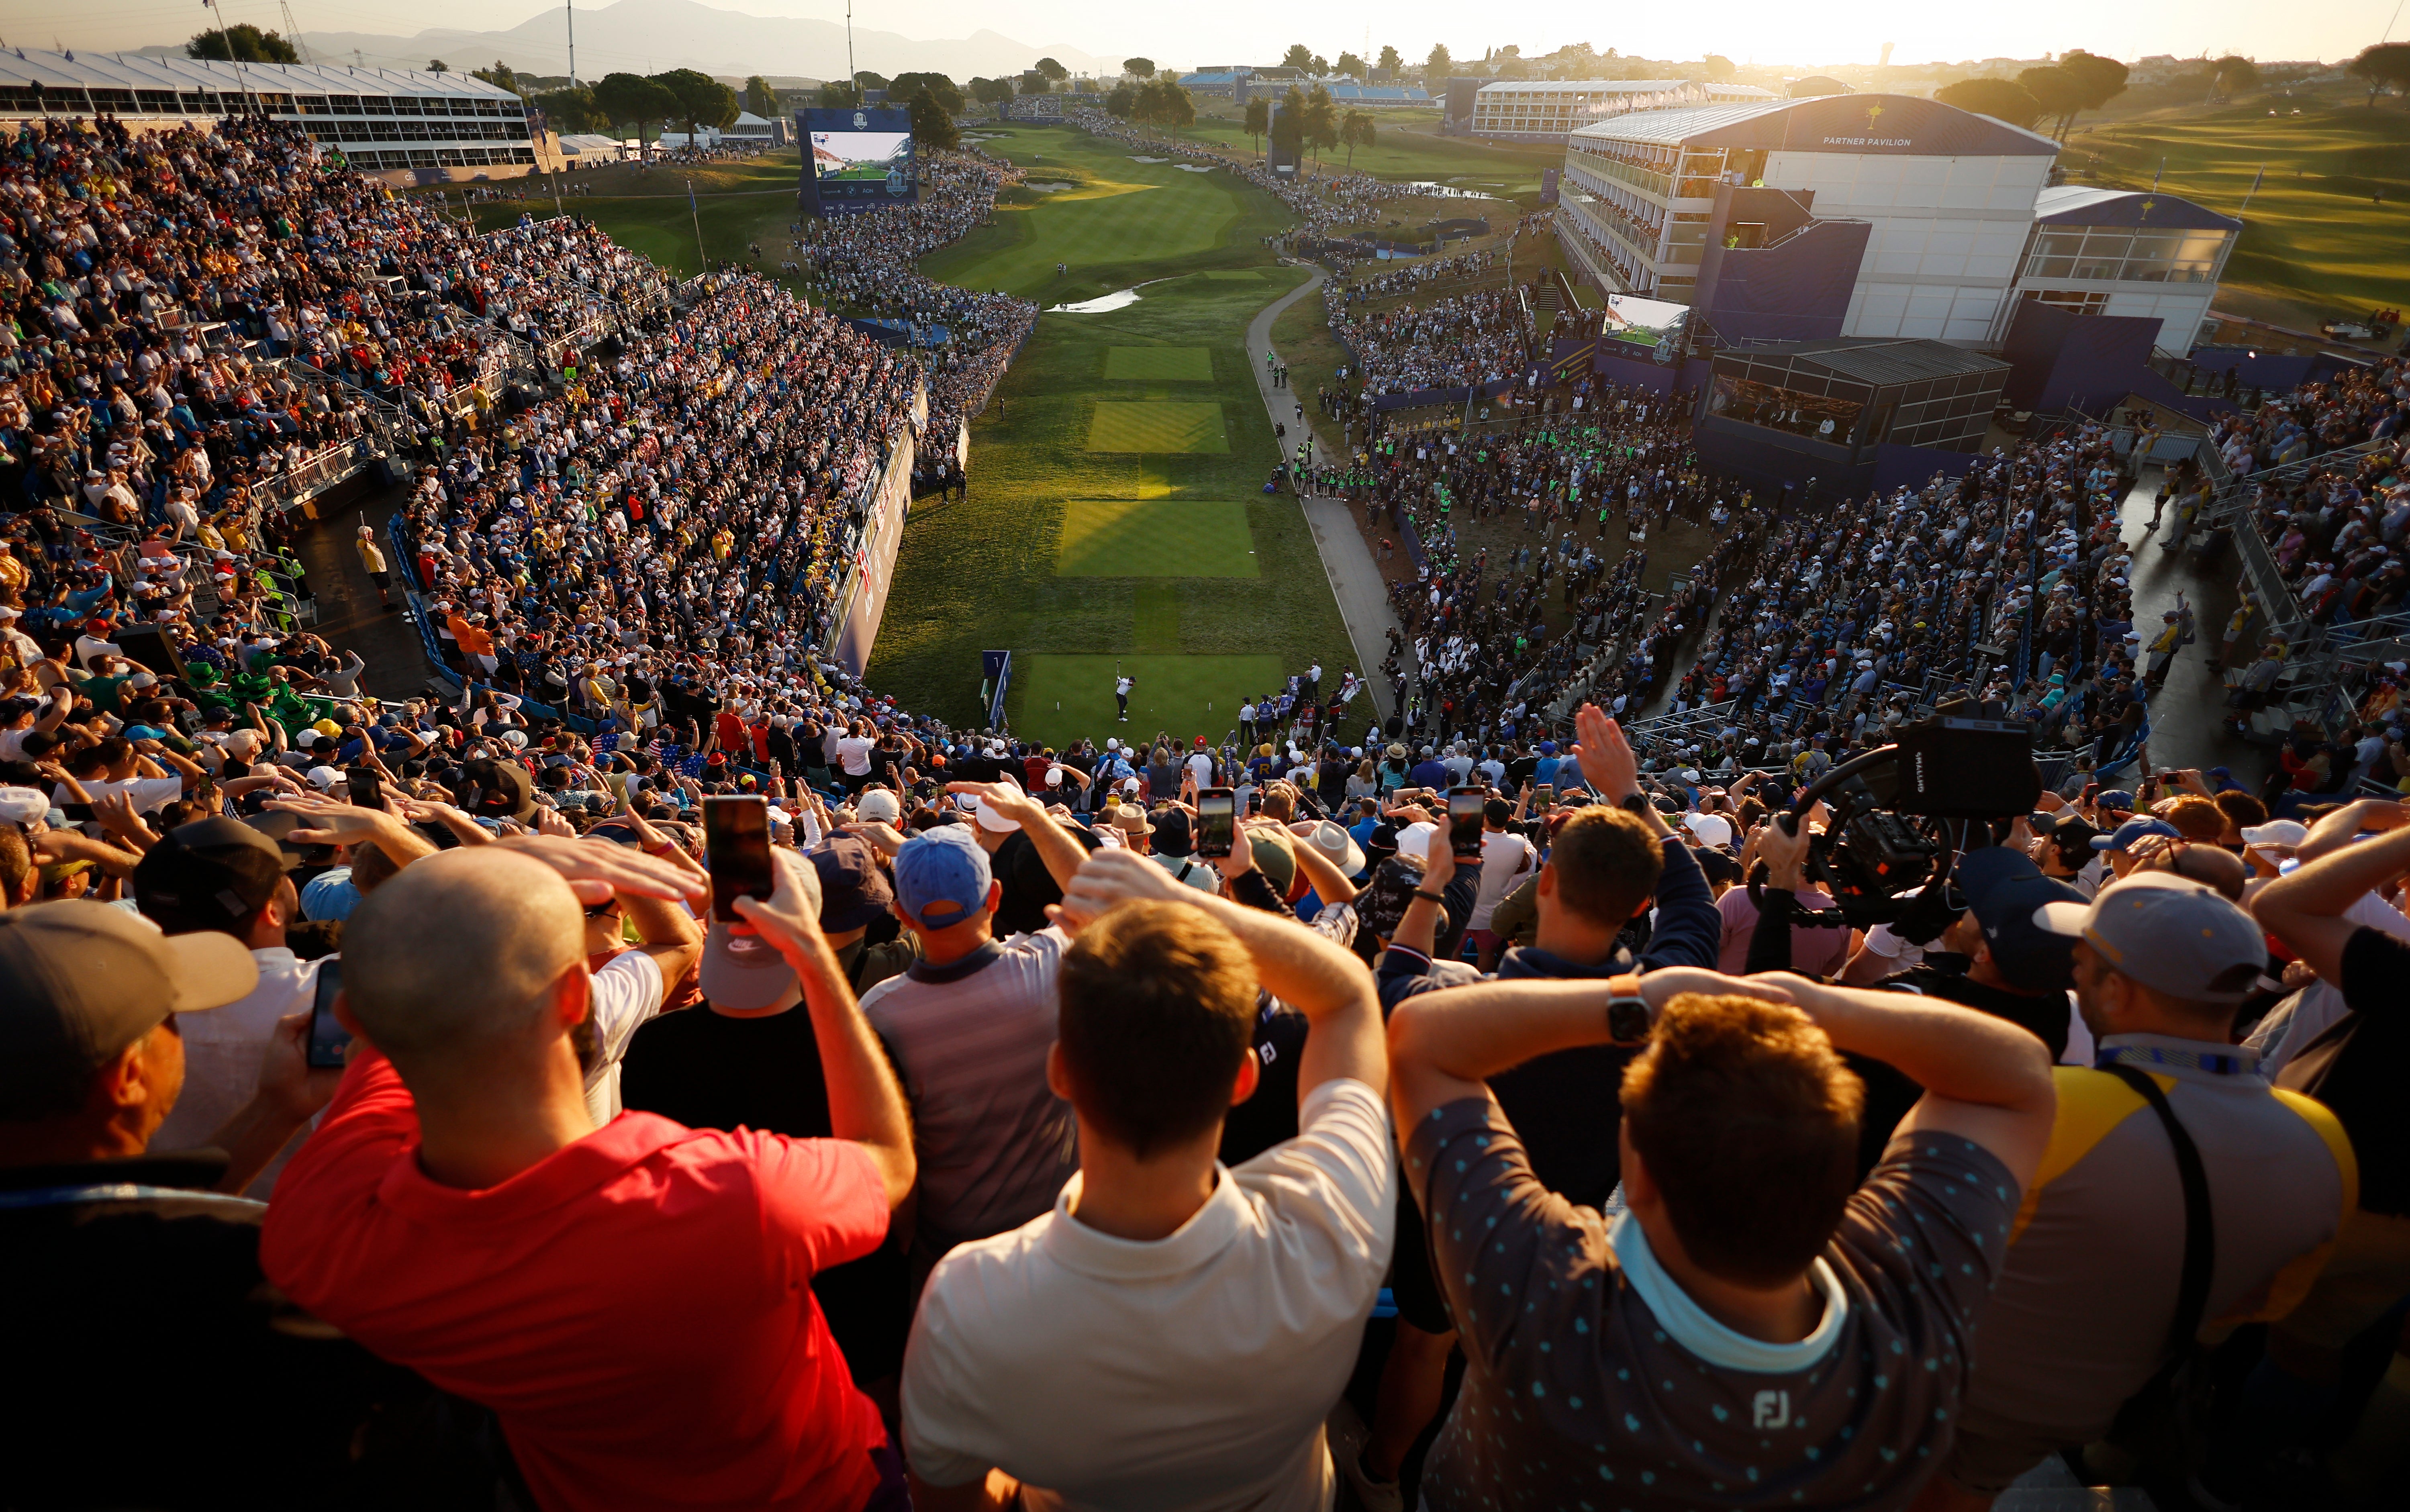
[799,107,917,217]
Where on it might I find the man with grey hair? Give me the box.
[261,838,919,1512]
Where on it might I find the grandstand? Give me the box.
[0,49,544,180]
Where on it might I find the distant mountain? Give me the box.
[251,0,1107,83]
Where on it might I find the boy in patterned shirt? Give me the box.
[1385,964,2055,1509]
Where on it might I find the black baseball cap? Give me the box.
[1956,846,2085,994]
[810,835,893,933]
[131,817,291,937]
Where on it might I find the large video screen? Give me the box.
[799,107,916,216]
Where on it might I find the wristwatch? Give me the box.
[1617,792,1652,818]
[1605,973,1653,1045]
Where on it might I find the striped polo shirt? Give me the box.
[860,929,1079,1267]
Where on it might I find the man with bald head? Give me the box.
[261,839,919,1512]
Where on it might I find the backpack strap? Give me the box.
[2101,1064,2215,1357]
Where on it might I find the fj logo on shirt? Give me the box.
[1752,1390,1792,1429]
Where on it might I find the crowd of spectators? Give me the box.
[10,105,2410,1512]
[791,150,1038,441]
[2208,358,2410,631]
[8,677,2407,1511]
[1332,286,1532,398]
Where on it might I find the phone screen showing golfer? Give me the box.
[1448,786,1485,857]
[1196,788,1236,859]
[704,795,774,922]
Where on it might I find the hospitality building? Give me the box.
[1556,93,2059,341]
[2003,186,2240,353]
[1465,78,1773,144]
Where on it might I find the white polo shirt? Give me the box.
[902,1079,1397,1512]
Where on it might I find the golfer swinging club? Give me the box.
[1115,670,1134,722]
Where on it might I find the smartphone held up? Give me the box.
[704,795,775,922]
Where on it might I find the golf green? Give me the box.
[1056,500,1259,577]
[1103,346,1213,381]
[1016,654,1287,742]
[1086,401,1230,453]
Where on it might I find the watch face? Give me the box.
[1607,997,1653,1044]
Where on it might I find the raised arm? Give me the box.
[1386,966,1743,1129]
[950,779,1085,890]
[1056,847,1386,1100]
[736,848,915,1207]
[1754,972,2057,1190]
[2252,804,2410,984]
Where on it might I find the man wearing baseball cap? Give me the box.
[0,900,390,1502]
[1932,875,2358,1501]
[860,807,1084,1278]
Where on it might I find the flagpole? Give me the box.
[2237,163,2265,218]
[203,0,257,116]
[688,177,706,271]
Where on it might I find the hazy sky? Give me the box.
[32,0,2402,68]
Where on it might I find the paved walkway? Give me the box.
[1247,263,1403,724]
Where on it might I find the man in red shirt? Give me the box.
[261,837,915,1511]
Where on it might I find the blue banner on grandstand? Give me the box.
[1367,377,1520,413]
[800,108,917,218]
[847,317,952,347]
[981,650,1013,730]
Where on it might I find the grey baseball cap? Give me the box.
[697,921,797,1011]
[2034,874,2265,1004]
[0,900,258,1112]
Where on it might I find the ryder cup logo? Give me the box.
[853,111,868,129]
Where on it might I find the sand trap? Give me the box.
[1048,288,1142,313]
[1023,182,1074,192]
[1175,164,1213,173]
[1128,155,1169,163]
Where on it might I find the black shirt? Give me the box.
[2294,928,2410,1216]
[989,824,1106,937]
[0,1151,431,1508]
[619,1008,911,1378]
[1843,962,2073,1180]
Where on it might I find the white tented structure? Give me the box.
[0,49,538,174]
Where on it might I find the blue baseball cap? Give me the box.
[1538,741,1558,754]
[2095,789,2137,813]
[2091,816,2182,853]
[893,826,993,929]
[1955,846,2084,993]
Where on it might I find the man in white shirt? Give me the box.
[72,618,124,671]
[134,809,440,1197]
[902,847,1394,1512]
[569,857,705,1123]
